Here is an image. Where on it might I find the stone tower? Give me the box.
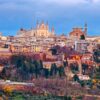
[36,20,39,29]
[84,23,87,36]
[51,26,55,36]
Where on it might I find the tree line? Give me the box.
[0,54,68,81]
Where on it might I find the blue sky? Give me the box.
[0,0,100,36]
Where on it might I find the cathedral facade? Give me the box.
[17,21,55,38]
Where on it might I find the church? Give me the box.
[69,23,87,39]
[17,21,55,38]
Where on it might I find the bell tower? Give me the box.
[52,26,54,32]
[36,20,39,29]
[51,26,55,36]
[46,21,49,30]
[84,22,87,36]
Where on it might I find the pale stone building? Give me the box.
[4,22,99,53]
[8,21,67,53]
[17,21,55,38]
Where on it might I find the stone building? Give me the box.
[8,21,67,53]
[69,23,87,39]
[3,22,99,53]
[17,21,55,38]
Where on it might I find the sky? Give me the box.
[0,0,100,36]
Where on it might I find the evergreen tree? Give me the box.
[44,68,49,78]
[63,60,68,67]
[93,49,100,63]
[80,34,85,40]
[58,66,65,77]
[50,63,57,76]
[33,60,41,78]
[73,74,80,82]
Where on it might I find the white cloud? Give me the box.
[92,0,100,3]
[46,0,100,6]
[43,0,88,5]
[0,0,100,9]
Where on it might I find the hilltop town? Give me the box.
[0,21,100,53]
[0,21,100,99]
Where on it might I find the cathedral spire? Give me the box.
[51,26,55,35]
[41,20,44,25]
[84,22,87,36]
[46,21,48,26]
[36,20,39,29]
[46,21,49,30]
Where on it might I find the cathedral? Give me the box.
[17,21,55,38]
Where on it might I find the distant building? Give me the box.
[8,21,67,53]
[86,36,100,43]
[0,22,99,54]
[69,23,87,39]
[74,40,97,53]
[17,21,55,38]
[0,33,7,48]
